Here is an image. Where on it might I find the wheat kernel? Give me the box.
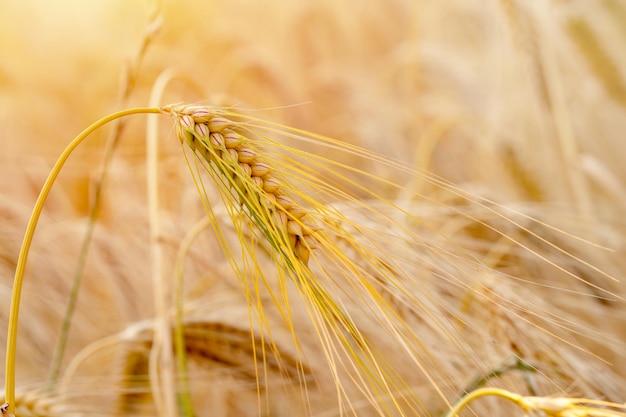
[238,148,256,163]
[180,114,195,132]
[288,205,308,219]
[226,148,239,161]
[260,193,277,208]
[177,125,194,145]
[286,220,303,236]
[262,176,280,193]
[288,234,297,250]
[273,210,288,229]
[194,123,209,139]
[238,162,252,177]
[224,131,243,148]
[300,234,321,250]
[251,161,271,177]
[276,195,295,210]
[209,132,224,148]
[208,116,231,132]
[190,108,213,122]
[294,239,311,264]
[301,215,322,232]
[252,176,264,189]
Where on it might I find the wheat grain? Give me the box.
[161,104,320,266]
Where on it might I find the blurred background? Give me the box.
[1,0,625,415]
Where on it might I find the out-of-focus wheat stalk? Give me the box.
[47,3,162,394]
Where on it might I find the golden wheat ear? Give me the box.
[161,104,320,267]
[161,104,438,414]
[161,102,368,364]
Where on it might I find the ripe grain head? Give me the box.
[161,104,320,268]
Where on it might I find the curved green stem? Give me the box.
[4,107,161,413]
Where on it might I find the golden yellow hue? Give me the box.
[0,1,625,416]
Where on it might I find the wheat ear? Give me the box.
[161,104,320,266]
[161,104,377,404]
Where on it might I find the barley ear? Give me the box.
[161,104,319,267]
[161,104,369,374]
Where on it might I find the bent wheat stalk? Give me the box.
[3,107,161,414]
[4,104,364,414]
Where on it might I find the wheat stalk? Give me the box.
[444,387,626,417]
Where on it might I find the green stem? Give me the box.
[4,107,161,413]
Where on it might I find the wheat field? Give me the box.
[1,1,626,416]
